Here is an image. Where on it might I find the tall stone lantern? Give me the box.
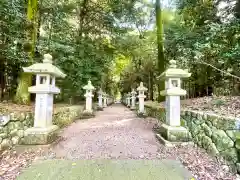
[83,80,95,115]
[130,89,137,110]
[158,59,191,143]
[97,88,103,111]
[126,92,131,107]
[137,82,148,115]
[23,54,66,145]
[103,92,107,108]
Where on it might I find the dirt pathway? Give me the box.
[53,104,161,159]
[12,104,237,180]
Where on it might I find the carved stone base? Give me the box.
[137,111,147,118]
[156,134,194,147]
[130,107,136,111]
[157,124,191,142]
[22,125,59,145]
[97,106,104,111]
[81,110,95,119]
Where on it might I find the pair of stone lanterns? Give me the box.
[125,82,148,115]
[21,54,112,145]
[97,89,112,110]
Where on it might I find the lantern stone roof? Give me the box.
[158,60,191,80]
[131,89,137,95]
[22,54,66,78]
[83,80,95,90]
[98,88,103,94]
[137,82,148,91]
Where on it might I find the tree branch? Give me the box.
[195,61,240,80]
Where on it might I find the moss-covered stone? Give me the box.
[195,133,204,147]
[190,111,198,118]
[201,135,212,149]
[226,130,238,141]
[212,130,234,151]
[10,129,18,137]
[191,123,201,136]
[0,133,7,139]
[1,138,12,149]
[237,163,240,173]
[215,118,237,130]
[201,123,212,137]
[205,120,213,128]
[220,148,238,163]
[235,139,240,150]
[207,143,219,156]
[8,121,23,131]
[193,117,204,125]
[10,112,19,121]
[0,127,4,133]
[18,113,26,121]
[17,130,24,138]
[11,136,20,145]
[180,119,187,127]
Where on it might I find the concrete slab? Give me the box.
[17,159,194,180]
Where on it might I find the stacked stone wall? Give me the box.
[0,106,83,150]
[144,103,240,173]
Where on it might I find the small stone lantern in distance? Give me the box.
[137,82,148,116]
[97,88,104,111]
[158,59,191,143]
[103,92,107,108]
[130,89,137,110]
[127,92,131,108]
[83,80,95,115]
[22,54,66,145]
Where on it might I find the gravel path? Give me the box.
[51,104,237,180]
[53,104,160,159]
[1,104,237,180]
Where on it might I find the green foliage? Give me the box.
[211,99,226,108]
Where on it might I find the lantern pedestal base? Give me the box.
[81,110,95,119]
[157,124,191,143]
[130,106,136,111]
[137,111,147,118]
[22,125,59,145]
[97,106,104,111]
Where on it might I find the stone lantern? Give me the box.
[130,89,137,110]
[97,88,103,111]
[83,80,95,114]
[103,92,107,108]
[158,59,191,143]
[126,92,131,107]
[22,54,66,145]
[106,94,110,105]
[137,82,148,115]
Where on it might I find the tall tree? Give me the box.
[14,0,39,104]
[155,0,165,102]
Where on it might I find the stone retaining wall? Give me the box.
[0,106,83,151]
[144,103,240,173]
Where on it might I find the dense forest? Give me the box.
[1,0,240,104]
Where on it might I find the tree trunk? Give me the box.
[15,0,38,104]
[156,0,165,102]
